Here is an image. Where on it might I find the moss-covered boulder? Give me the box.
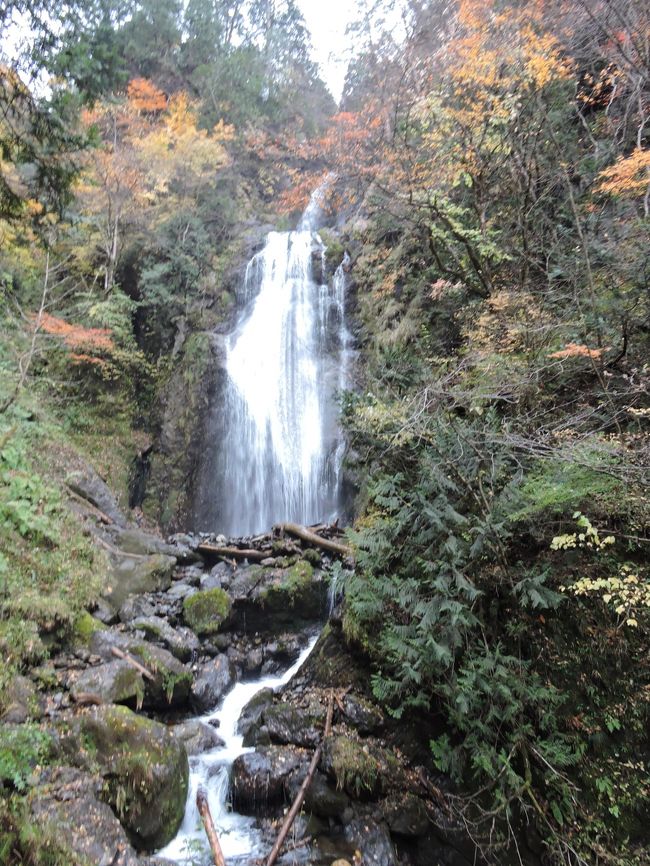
[73,704,189,850]
[182,587,231,636]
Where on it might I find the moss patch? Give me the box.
[182,588,231,636]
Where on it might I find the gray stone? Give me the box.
[66,467,127,527]
[237,687,274,740]
[166,582,198,601]
[113,527,199,563]
[131,616,200,662]
[69,660,144,707]
[173,720,225,755]
[230,745,307,813]
[190,655,236,712]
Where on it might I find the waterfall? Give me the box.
[194,187,350,536]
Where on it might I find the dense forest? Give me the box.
[0,2,648,866]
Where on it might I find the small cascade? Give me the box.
[158,638,318,864]
[193,187,350,536]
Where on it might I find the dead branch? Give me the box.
[110,646,155,681]
[274,523,352,558]
[197,786,227,866]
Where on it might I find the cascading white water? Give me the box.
[159,638,318,864]
[194,187,351,536]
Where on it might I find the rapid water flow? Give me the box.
[194,187,352,535]
[159,638,318,864]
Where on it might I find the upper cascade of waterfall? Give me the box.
[193,183,352,537]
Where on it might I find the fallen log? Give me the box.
[197,787,227,866]
[197,543,267,563]
[274,523,352,558]
[265,691,334,866]
[110,646,155,681]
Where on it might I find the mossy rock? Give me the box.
[74,704,189,850]
[322,735,386,800]
[182,588,231,636]
[72,611,104,646]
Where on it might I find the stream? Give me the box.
[159,636,319,864]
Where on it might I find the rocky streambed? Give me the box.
[1,465,477,866]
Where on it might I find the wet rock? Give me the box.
[67,705,189,850]
[287,769,349,819]
[89,630,192,709]
[262,702,322,748]
[381,792,430,837]
[238,688,274,741]
[183,588,232,636]
[341,694,384,735]
[0,674,43,723]
[105,554,177,611]
[344,818,397,866]
[190,654,236,712]
[66,467,127,527]
[230,745,307,814]
[30,767,141,866]
[131,616,200,662]
[119,595,156,624]
[70,660,144,707]
[172,720,225,755]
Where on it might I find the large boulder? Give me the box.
[182,588,231,636]
[70,705,189,850]
[321,736,387,800]
[230,745,307,814]
[70,659,144,707]
[30,767,142,866]
[89,630,192,709]
[190,655,236,712]
[381,792,430,837]
[104,555,177,611]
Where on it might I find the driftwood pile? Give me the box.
[196,521,352,563]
